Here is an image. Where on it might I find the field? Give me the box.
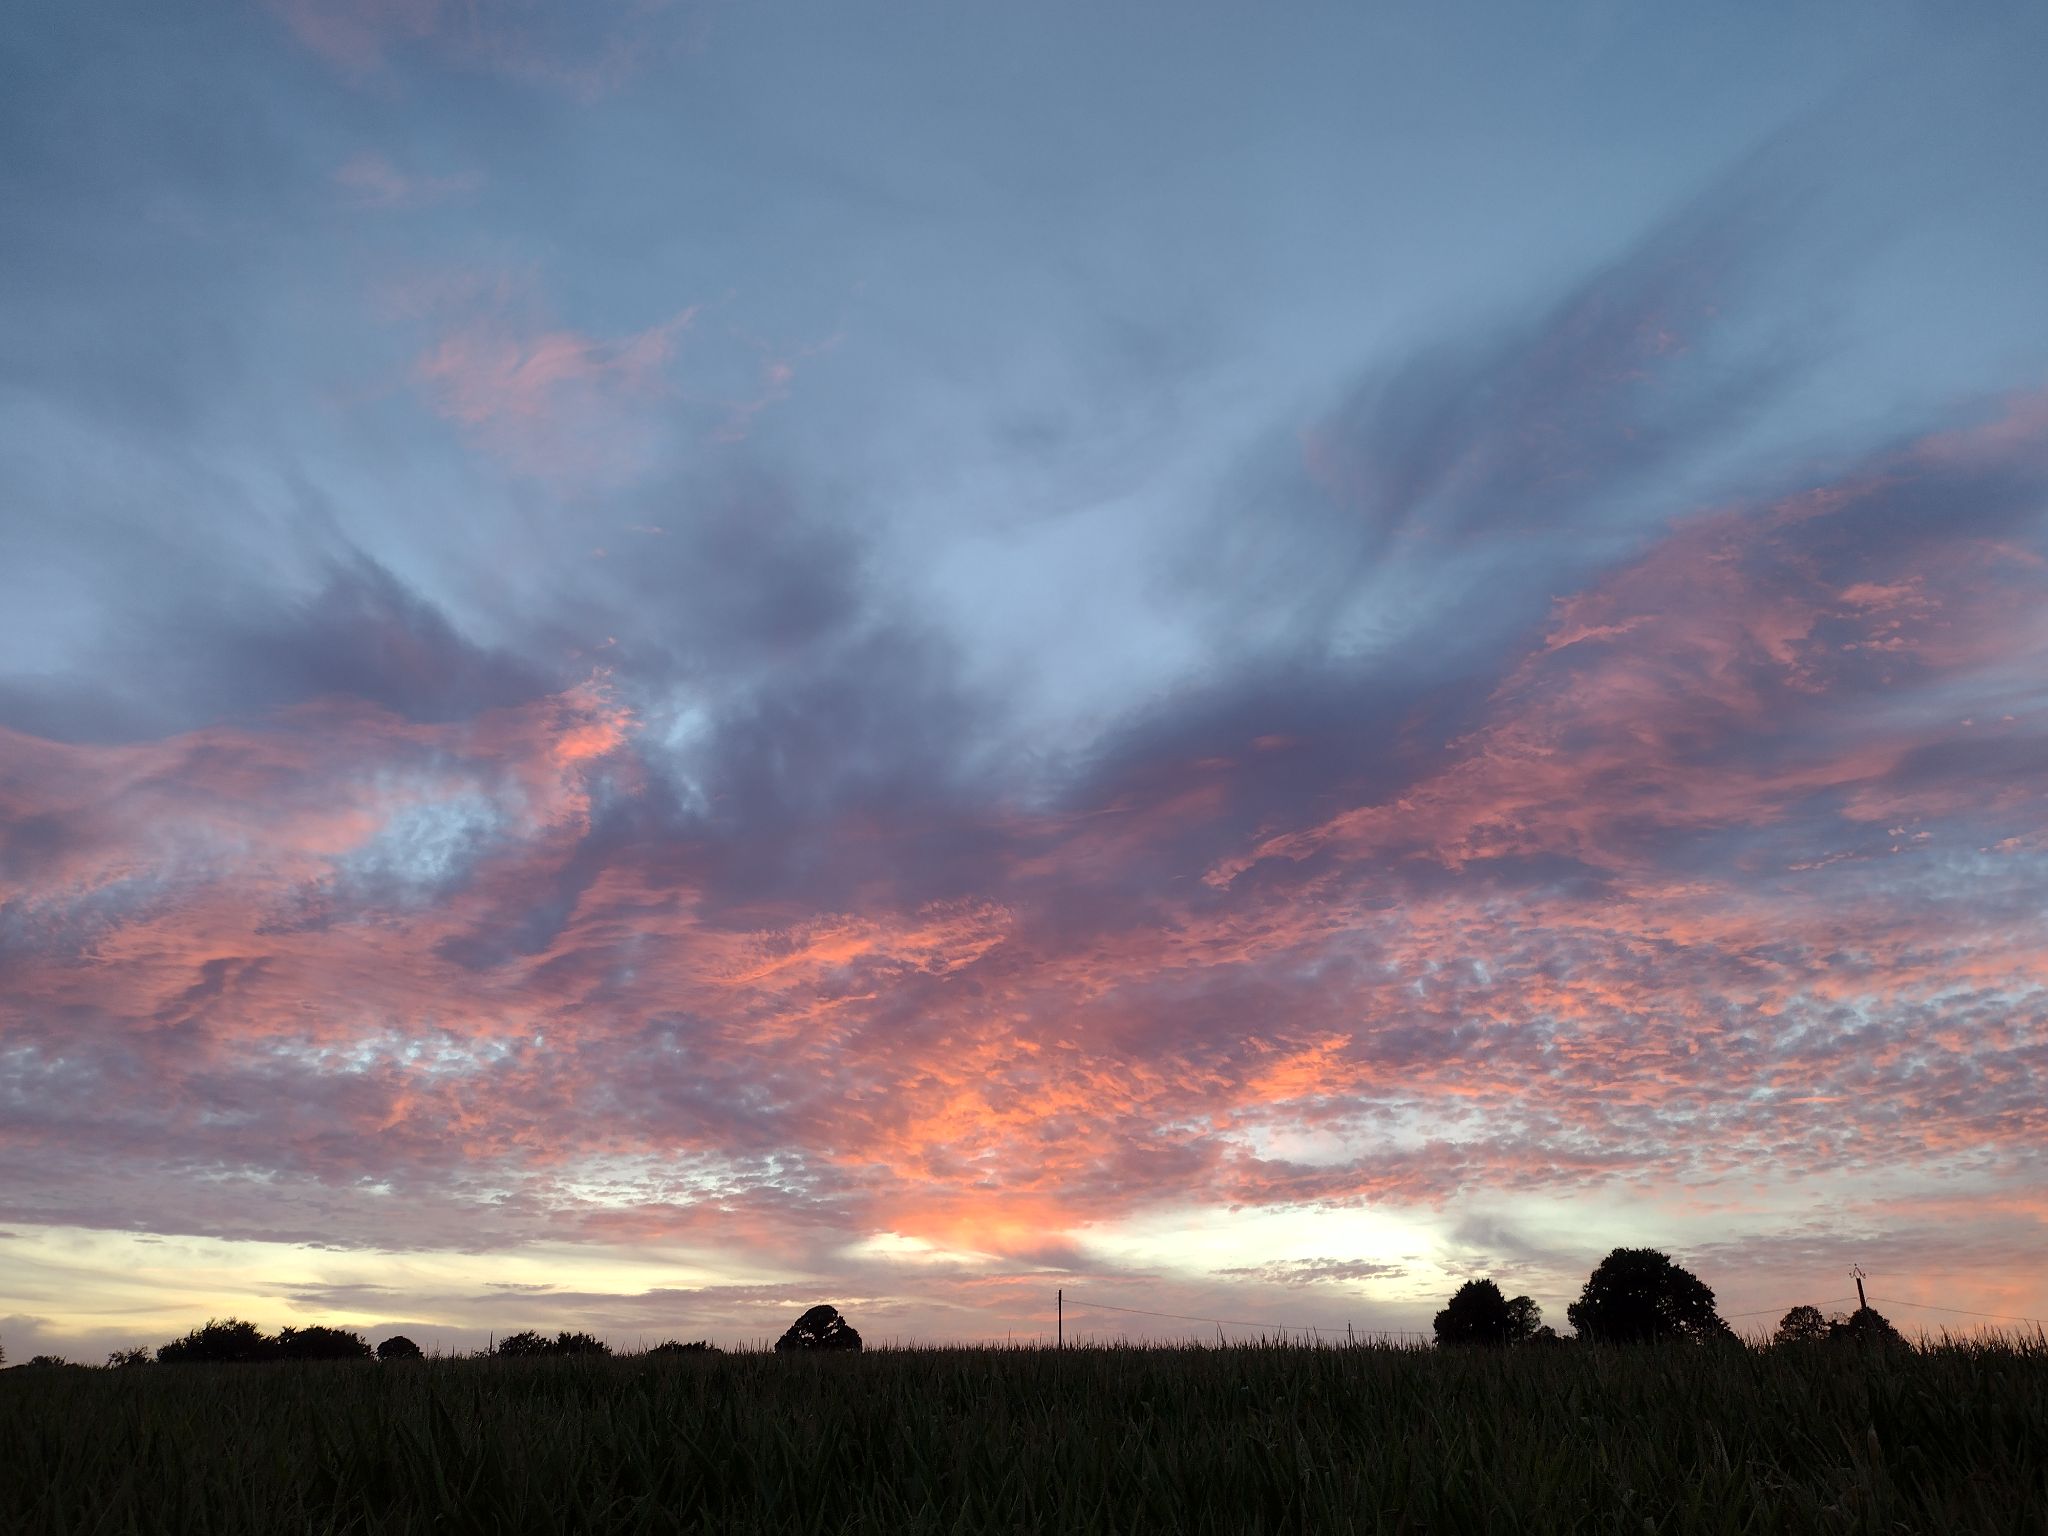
[5,1338,2045,1533]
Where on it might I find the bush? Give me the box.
[1828,1306,1905,1346]
[277,1326,372,1362]
[157,1319,278,1365]
[650,1339,720,1355]
[377,1336,425,1362]
[494,1330,610,1358]
[105,1348,152,1369]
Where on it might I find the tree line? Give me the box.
[1,1268,1911,1369]
[3,1304,864,1367]
[1432,1247,1904,1348]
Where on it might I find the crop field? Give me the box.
[5,1338,2045,1534]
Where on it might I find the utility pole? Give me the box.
[1852,1265,1867,1311]
[1057,1289,1063,1349]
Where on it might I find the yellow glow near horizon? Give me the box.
[0,1224,754,1348]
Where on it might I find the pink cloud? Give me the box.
[270,0,441,74]
[407,294,696,481]
[269,0,698,96]
[415,314,691,425]
[332,152,479,211]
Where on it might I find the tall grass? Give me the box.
[5,1335,2044,1533]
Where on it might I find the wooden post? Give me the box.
[1852,1266,1867,1311]
[1057,1288,1063,1349]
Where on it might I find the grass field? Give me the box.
[5,1337,2045,1533]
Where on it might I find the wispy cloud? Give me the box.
[333,152,479,211]
[406,280,696,482]
[269,0,701,96]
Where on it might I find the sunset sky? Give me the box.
[5,1,2048,1361]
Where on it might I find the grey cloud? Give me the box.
[0,551,551,744]
[1214,1258,1406,1287]
[1190,175,1812,672]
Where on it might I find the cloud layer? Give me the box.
[3,0,2048,1353]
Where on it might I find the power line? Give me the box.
[1723,1296,1857,1318]
[1061,1293,1430,1338]
[1868,1294,2048,1328]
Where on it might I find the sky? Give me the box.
[3,0,2048,1361]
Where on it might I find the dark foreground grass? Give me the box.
[5,1338,2046,1534]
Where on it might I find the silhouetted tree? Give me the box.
[156,1318,279,1364]
[1828,1306,1905,1346]
[377,1335,425,1362]
[1566,1249,1730,1344]
[1773,1305,1830,1346]
[277,1325,372,1361]
[105,1347,152,1369]
[775,1304,862,1352]
[23,1354,68,1368]
[1433,1279,1541,1346]
[492,1329,610,1357]
[650,1339,720,1354]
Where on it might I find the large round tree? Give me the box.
[1773,1305,1829,1346]
[1433,1279,1542,1346]
[1566,1249,1730,1343]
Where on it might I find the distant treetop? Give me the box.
[1566,1249,1731,1344]
[493,1330,611,1358]
[775,1305,862,1353]
[1773,1305,1830,1346]
[1433,1279,1542,1347]
[157,1319,279,1365]
[277,1325,372,1362]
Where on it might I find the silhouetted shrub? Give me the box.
[493,1330,611,1358]
[1828,1305,1905,1346]
[105,1347,152,1369]
[23,1355,69,1369]
[376,1336,425,1362]
[1773,1305,1829,1346]
[650,1339,720,1355]
[277,1325,372,1362]
[1433,1279,1541,1346]
[157,1319,279,1364]
[775,1305,862,1353]
[1566,1249,1731,1344]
